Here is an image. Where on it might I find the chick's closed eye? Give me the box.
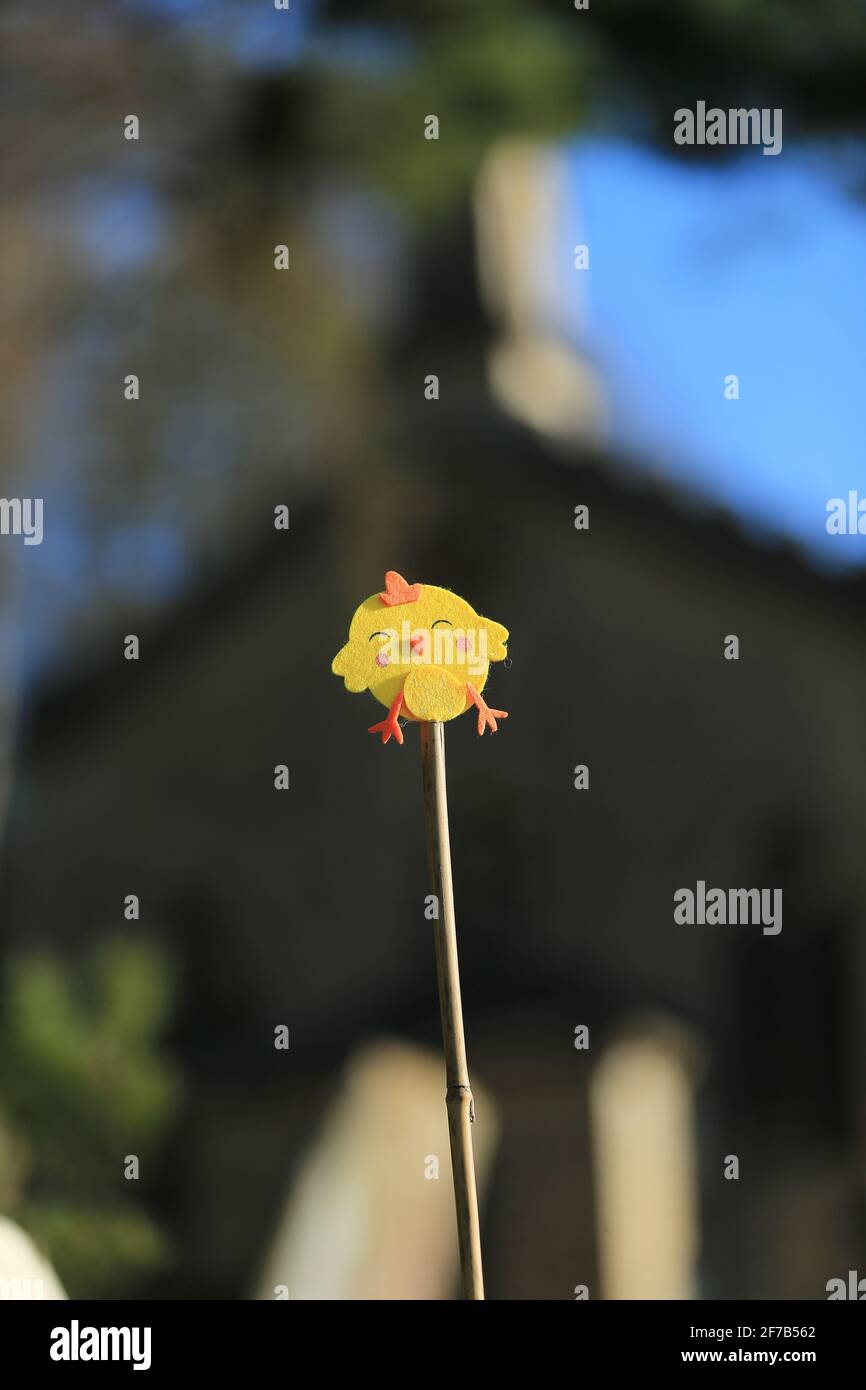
[368,631,392,667]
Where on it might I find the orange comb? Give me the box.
[378,570,422,606]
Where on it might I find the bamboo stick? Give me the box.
[418,719,485,1301]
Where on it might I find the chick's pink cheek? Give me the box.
[375,650,390,668]
[455,636,467,654]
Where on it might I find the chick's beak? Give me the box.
[410,631,426,656]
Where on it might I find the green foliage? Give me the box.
[313,7,592,219]
[0,938,179,1297]
[310,0,866,220]
[15,1200,169,1300]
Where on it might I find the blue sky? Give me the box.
[552,138,866,571]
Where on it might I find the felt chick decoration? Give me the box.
[331,571,509,744]
[332,571,510,1298]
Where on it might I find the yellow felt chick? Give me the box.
[332,571,509,745]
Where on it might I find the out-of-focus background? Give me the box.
[1,0,865,1300]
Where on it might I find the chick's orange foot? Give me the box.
[368,691,405,745]
[466,683,508,736]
